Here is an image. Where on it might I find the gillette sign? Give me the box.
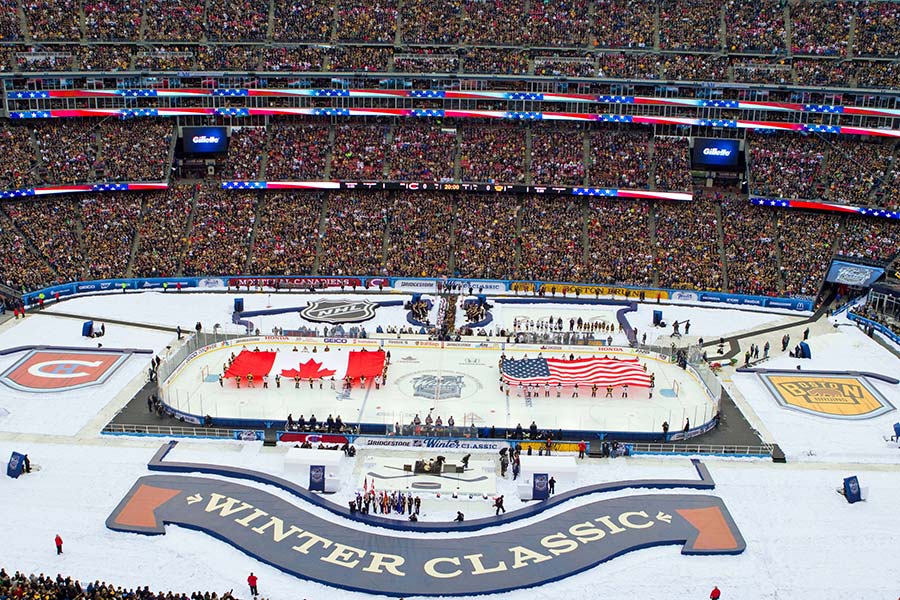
[692,139,740,168]
[183,126,229,153]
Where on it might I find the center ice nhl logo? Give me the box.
[1,349,128,392]
[413,374,465,400]
[299,299,378,324]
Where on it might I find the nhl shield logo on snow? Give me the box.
[299,299,378,324]
[1,349,128,392]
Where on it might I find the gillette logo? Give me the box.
[703,147,732,157]
[192,135,220,144]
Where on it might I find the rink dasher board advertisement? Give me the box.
[351,436,510,452]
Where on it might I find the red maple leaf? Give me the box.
[281,358,336,380]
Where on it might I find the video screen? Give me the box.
[691,138,740,169]
[182,126,229,153]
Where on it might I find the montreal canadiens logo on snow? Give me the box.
[300,299,378,324]
[1,349,129,392]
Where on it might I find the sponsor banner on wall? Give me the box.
[394,279,438,292]
[669,291,699,302]
[352,436,509,452]
[279,432,350,444]
[538,283,669,300]
[228,277,363,289]
[696,292,811,312]
[75,279,134,293]
[234,430,262,441]
[457,281,507,292]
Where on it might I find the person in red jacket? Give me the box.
[710,585,721,599]
[247,573,258,597]
[577,440,587,459]
[54,534,63,555]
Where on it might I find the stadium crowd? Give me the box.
[721,194,781,297]
[452,194,519,280]
[318,192,388,276]
[266,122,331,181]
[460,126,526,184]
[331,124,389,180]
[588,131,650,189]
[586,199,654,286]
[182,189,257,276]
[80,195,141,280]
[385,193,452,276]
[530,125,586,186]
[250,192,323,275]
[0,568,238,600]
[131,187,194,278]
[518,197,585,283]
[654,196,722,292]
[387,123,456,182]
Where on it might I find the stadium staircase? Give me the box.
[323,125,336,180]
[242,193,265,273]
[716,203,728,292]
[175,186,200,276]
[311,194,328,275]
[648,205,660,288]
[446,197,459,275]
[125,198,146,277]
[524,127,533,185]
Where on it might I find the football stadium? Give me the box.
[1,2,900,599]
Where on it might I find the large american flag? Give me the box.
[501,357,652,387]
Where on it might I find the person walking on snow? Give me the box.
[710,586,721,600]
[54,534,63,555]
[247,573,258,597]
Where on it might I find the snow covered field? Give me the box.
[1,291,899,600]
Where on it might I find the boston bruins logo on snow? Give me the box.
[300,299,378,324]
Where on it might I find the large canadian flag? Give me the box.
[224,348,385,382]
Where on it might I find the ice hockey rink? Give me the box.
[161,338,716,434]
